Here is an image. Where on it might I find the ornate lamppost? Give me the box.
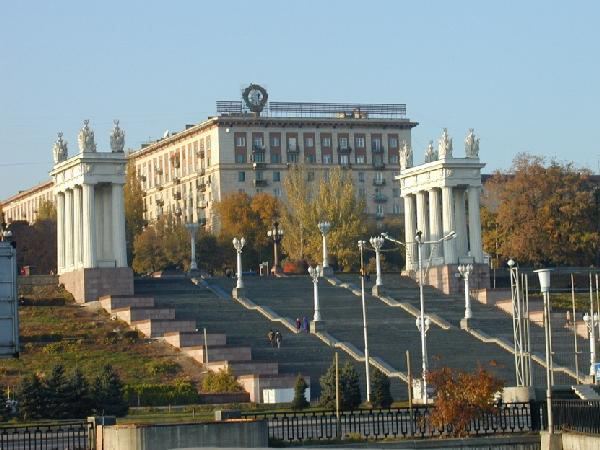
[185,222,199,274]
[318,221,332,275]
[308,265,323,332]
[369,236,385,295]
[358,240,371,402]
[232,237,246,298]
[583,312,598,377]
[267,222,284,274]
[458,263,473,327]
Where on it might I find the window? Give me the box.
[389,136,398,148]
[322,137,332,147]
[390,154,399,164]
[288,152,298,163]
[323,154,332,164]
[376,171,384,181]
[339,137,348,149]
[256,171,264,181]
[372,137,382,150]
[253,152,265,163]
[358,172,365,182]
[271,153,280,163]
[236,154,245,163]
[306,154,316,163]
[393,203,401,214]
[355,137,365,148]
[253,136,264,148]
[238,171,245,182]
[273,171,281,182]
[393,187,399,197]
[271,136,280,147]
[340,154,349,164]
[236,136,246,147]
[273,188,282,197]
[288,137,297,151]
[358,187,366,197]
[356,155,365,164]
[376,204,384,215]
[305,137,314,147]
[307,171,315,181]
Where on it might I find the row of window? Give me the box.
[235,133,400,150]
[237,152,398,165]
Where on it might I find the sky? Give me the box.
[1,0,599,200]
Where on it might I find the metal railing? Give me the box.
[552,400,600,435]
[0,420,93,449]
[241,402,540,442]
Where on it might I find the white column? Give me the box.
[56,192,65,274]
[416,191,429,259]
[428,189,443,261]
[95,188,104,261]
[103,187,113,262]
[112,183,128,267]
[441,186,457,264]
[73,186,82,268]
[454,189,468,259]
[403,194,417,270]
[83,184,97,268]
[322,234,329,269]
[468,186,484,263]
[64,189,74,270]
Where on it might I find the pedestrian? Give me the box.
[267,329,274,347]
[302,316,309,333]
[275,331,282,348]
[296,317,301,332]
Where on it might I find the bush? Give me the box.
[124,381,200,407]
[370,368,393,408]
[0,386,10,422]
[201,368,243,393]
[92,365,128,417]
[291,375,309,410]
[146,360,181,376]
[319,359,362,410]
[17,374,47,420]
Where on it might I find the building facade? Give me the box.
[1,180,54,223]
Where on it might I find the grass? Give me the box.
[0,284,204,392]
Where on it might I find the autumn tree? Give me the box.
[427,366,504,436]
[124,162,146,265]
[482,154,599,266]
[37,199,56,221]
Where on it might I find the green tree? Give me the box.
[318,359,337,409]
[66,368,93,418]
[370,368,393,408]
[291,375,309,410]
[17,374,47,420]
[340,361,361,410]
[93,365,128,417]
[201,368,243,393]
[124,162,146,265]
[45,365,71,418]
[0,386,10,421]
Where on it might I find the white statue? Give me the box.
[399,141,413,170]
[78,119,97,153]
[438,128,453,159]
[110,119,125,153]
[424,140,438,163]
[52,132,68,164]
[464,128,480,158]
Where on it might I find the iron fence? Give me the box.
[0,420,93,450]
[241,402,541,442]
[552,399,600,435]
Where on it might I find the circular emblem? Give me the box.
[242,83,268,113]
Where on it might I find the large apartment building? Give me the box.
[1,85,418,229]
[1,180,54,223]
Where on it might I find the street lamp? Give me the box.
[308,265,323,332]
[358,240,371,403]
[267,222,284,274]
[232,237,246,298]
[318,221,332,275]
[458,264,473,321]
[534,268,554,434]
[583,312,598,377]
[185,222,199,273]
[369,236,385,296]
[415,229,456,404]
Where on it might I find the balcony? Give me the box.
[337,145,352,154]
[371,145,384,154]
[252,162,266,170]
[340,161,352,170]
[375,212,385,220]
[198,183,207,192]
[287,145,299,153]
[174,192,182,201]
[373,194,388,203]
[254,179,268,187]
[252,144,266,153]
[373,178,386,186]
[373,161,386,170]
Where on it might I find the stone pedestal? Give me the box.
[371,285,385,296]
[310,320,325,333]
[232,287,246,299]
[60,267,133,303]
[502,386,536,403]
[460,317,472,330]
[413,263,489,295]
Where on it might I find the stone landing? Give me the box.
[60,267,133,303]
[405,263,490,295]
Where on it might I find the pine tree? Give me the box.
[18,374,47,420]
[66,368,93,418]
[370,368,393,408]
[340,362,361,410]
[291,375,309,410]
[93,365,128,417]
[0,386,10,422]
[45,365,71,418]
[318,359,337,409]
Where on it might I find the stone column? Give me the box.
[83,184,97,268]
[56,192,65,274]
[112,183,128,267]
[73,186,82,268]
[428,188,443,261]
[454,189,468,259]
[103,187,113,262]
[468,186,484,263]
[64,189,74,270]
[416,191,429,259]
[403,194,417,270]
[441,186,457,264]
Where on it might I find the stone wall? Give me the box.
[414,263,490,295]
[60,267,133,303]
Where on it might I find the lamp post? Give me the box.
[267,222,284,274]
[458,264,473,325]
[583,312,597,377]
[185,222,199,273]
[415,230,456,404]
[0,213,12,242]
[534,268,554,434]
[358,240,371,403]
[369,236,385,296]
[308,265,323,332]
[232,237,246,298]
[318,221,332,275]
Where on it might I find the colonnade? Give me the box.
[404,185,483,270]
[56,183,127,274]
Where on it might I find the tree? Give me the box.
[124,162,146,265]
[482,154,600,266]
[92,365,128,417]
[427,366,503,436]
[66,368,93,419]
[370,368,393,408]
[318,359,337,409]
[291,375,309,410]
[340,361,361,410]
[0,386,10,422]
[37,199,56,221]
[201,368,243,393]
[8,216,57,274]
[45,365,71,419]
[17,374,47,420]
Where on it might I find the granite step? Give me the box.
[99,295,154,312]
[163,331,227,348]
[132,319,197,338]
[114,307,175,324]
[184,345,252,363]
[205,360,279,377]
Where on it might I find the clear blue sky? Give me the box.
[1,0,599,199]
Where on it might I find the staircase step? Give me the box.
[114,307,175,324]
[132,319,196,338]
[163,331,227,348]
[205,360,279,376]
[99,295,154,312]
[184,345,252,363]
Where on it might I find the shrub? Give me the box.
[291,375,309,410]
[124,381,200,407]
[17,374,47,420]
[92,365,128,417]
[370,368,393,408]
[0,386,10,421]
[146,360,182,376]
[319,359,361,410]
[201,368,243,393]
[122,330,140,343]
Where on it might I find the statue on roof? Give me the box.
[424,140,438,163]
[438,128,453,159]
[464,128,480,158]
[52,132,68,164]
[399,141,413,171]
[78,119,97,153]
[110,119,125,153]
